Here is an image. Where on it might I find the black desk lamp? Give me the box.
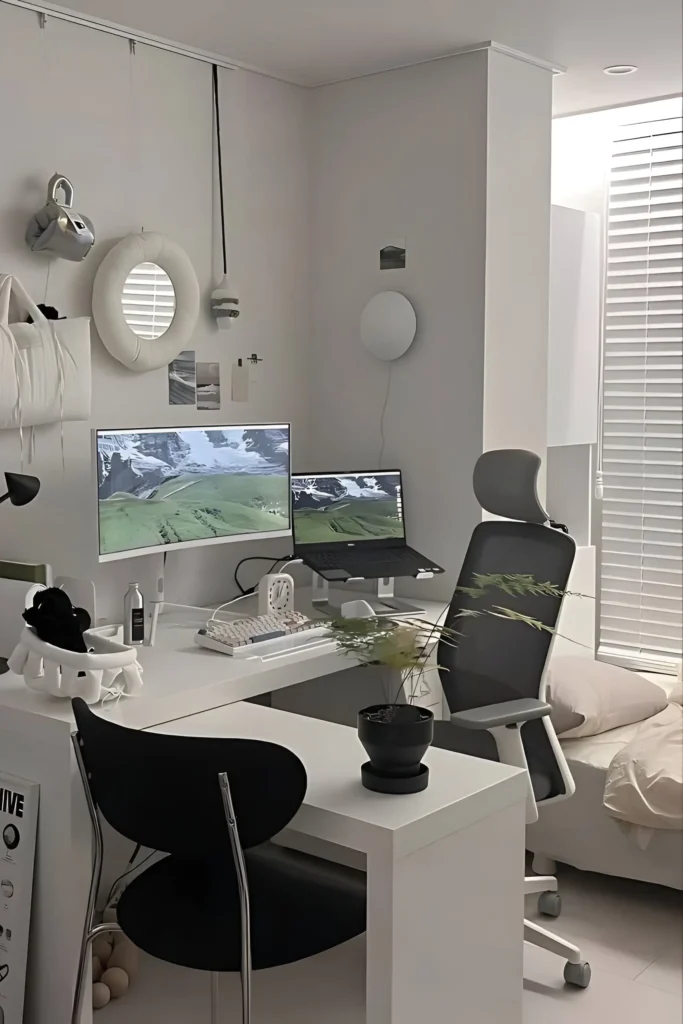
[0,472,40,507]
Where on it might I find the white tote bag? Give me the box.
[0,274,91,429]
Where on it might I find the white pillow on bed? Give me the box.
[547,657,669,738]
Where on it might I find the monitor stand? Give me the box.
[310,572,425,618]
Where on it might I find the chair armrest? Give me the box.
[451,698,551,730]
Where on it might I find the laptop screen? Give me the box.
[292,471,405,548]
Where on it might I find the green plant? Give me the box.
[329,573,573,705]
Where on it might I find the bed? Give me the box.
[527,668,683,890]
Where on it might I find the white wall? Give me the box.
[0,3,310,623]
[309,49,553,598]
[309,52,489,599]
[483,49,552,484]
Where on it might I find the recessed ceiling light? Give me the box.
[603,65,638,75]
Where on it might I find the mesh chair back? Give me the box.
[437,520,576,799]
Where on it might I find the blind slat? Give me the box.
[121,262,176,341]
[599,115,683,667]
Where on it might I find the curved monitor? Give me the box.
[96,424,290,561]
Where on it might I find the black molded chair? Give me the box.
[431,449,591,988]
[71,697,366,1024]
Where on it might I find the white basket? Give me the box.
[8,626,143,705]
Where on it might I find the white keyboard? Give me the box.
[195,610,331,658]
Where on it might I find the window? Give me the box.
[599,115,683,672]
[121,262,176,340]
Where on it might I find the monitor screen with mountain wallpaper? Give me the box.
[96,425,291,560]
[292,471,405,547]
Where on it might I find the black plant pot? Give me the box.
[358,704,434,794]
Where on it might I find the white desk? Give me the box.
[151,701,527,1024]
[0,590,450,1024]
[0,593,446,730]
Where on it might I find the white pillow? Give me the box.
[547,657,669,738]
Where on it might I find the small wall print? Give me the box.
[196,362,221,410]
[380,239,406,270]
[168,350,196,405]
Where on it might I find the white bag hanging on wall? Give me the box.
[0,274,91,429]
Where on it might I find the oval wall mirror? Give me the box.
[360,291,417,361]
[93,232,199,372]
[121,262,176,340]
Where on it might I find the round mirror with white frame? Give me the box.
[93,232,199,372]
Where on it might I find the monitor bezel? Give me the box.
[291,469,406,552]
[95,423,292,562]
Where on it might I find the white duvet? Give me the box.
[602,702,683,831]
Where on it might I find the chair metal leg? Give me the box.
[71,733,122,1024]
[219,772,252,1024]
[210,971,219,1024]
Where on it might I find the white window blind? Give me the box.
[120,262,176,340]
[599,115,683,671]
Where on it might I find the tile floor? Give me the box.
[522,865,682,1023]
[99,864,683,1023]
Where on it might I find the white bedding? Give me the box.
[527,673,683,888]
[603,703,683,831]
[561,701,683,832]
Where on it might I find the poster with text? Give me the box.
[0,773,39,1024]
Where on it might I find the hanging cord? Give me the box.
[212,63,228,277]
[378,363,394,468]
[43,260,52,304]
[49,320,67,472]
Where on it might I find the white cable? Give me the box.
[276,558,302,576]
[209,592,254,623]
[378,363,393,468]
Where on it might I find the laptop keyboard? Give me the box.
[311,548,421,570]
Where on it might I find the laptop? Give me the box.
[291,470,444,581]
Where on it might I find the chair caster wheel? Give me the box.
[538,892,562,918]
[564,961,591,988]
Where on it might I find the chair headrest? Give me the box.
[473,450,549,524]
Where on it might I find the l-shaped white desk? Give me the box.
[0,594,527,1024]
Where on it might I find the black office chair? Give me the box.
[431,449,591,988]
[71,698,366,1024]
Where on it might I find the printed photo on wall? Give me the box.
[168,350,196,405]
[380,238,406,270]
[197,362,221,411]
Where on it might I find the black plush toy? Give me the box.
[26,303,66,324]
[23,587,91,653]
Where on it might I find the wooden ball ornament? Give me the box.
[92,935,113,962]
[107,938,140,980]
[101,967,129,999]
[92,982,111,1009]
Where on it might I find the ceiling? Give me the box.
[49,0,682,114]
